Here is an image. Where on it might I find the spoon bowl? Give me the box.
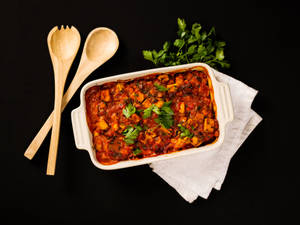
[86,28,119,62]
[76,27,119,78]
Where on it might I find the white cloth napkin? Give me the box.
[150,69,262,203]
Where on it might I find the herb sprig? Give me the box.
[154,83,168,92]
[133,148,142,156]
[143,101,174,128]
[178,124,193,138]
[123,103,136,118]
[122,125,142,144]
[142,18,230,69]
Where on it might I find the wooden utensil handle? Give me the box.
[24,75,84,160]
[46,84,63,175]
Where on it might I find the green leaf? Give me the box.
[197,44,206,54]
[152,50,158,59]
[191,23,201,39]
[122,103,136,118]
[163,101,172,107]
[187,45,197,55]
[123,125,142,145]
[178,124,193,138]
[201,31,207,41]
[154,83,168,92]
[155,115,173,129]
[216,48,225,61]
[217,60,230,68]
[143,50,153,62]
[143,105,154,119]
[124,138,135,145]
[161,103,174,115]
[216,41,226,48]
[208,27,216,36]
[206,40,215,54]
[157,50,165,58]
[133,148,142,156]
[174,39,185,49]
[187,35,198,44]
[180,31,187,38]
[177,18,186,31]
[163,41,170,51]
[154,101,174,128]
[152,105,161,115]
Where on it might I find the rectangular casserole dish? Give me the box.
[71,63,234,170]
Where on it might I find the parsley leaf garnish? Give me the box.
[154,83,168,92]
[142,102,174,128]
[133,148,142,156]
[122,103,136,118]
[142,18,230,69]
[143,105,154,119]
[154,115,173,129]
[178,124,193,138]
[143,105,161,119]
[154,102,174,129]
[122,125,142,145]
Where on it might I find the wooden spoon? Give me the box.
[46,26,81,175]
[24,27,119,162]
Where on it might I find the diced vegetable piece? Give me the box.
[159,127,171,135]
[112,122,119,131]
[190,76,200,86]
[179,102,185,114]
[191,136,202,147]
[119,124,126,129]
[116,83,124,91]
[180,117,187,123]
[167,84,177,92]
[98,102,106,109]
[175,76,184,85]
[136,92,145,102]
[142,98,152,108]
[93,130,100,137]
[158,74,169,82]
[194,112,204,121]
[101,90,111,102]
[171,137,189,149]
[97,117,109,130]
[155,100,164,108]
[94,135,109,151]
[204,118,215,132]
[131,114,141,123]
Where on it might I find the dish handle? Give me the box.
[71,106,91,150]
[218,82,234,124]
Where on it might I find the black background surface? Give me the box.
[2,0,298,224]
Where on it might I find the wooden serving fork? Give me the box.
[46,26,81,175]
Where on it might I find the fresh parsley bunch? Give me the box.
[143,18,230,69]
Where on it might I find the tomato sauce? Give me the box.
[85,67,219,165]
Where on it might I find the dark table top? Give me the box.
[2,0,298,224]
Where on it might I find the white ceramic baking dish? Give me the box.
[71,63,234,170]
